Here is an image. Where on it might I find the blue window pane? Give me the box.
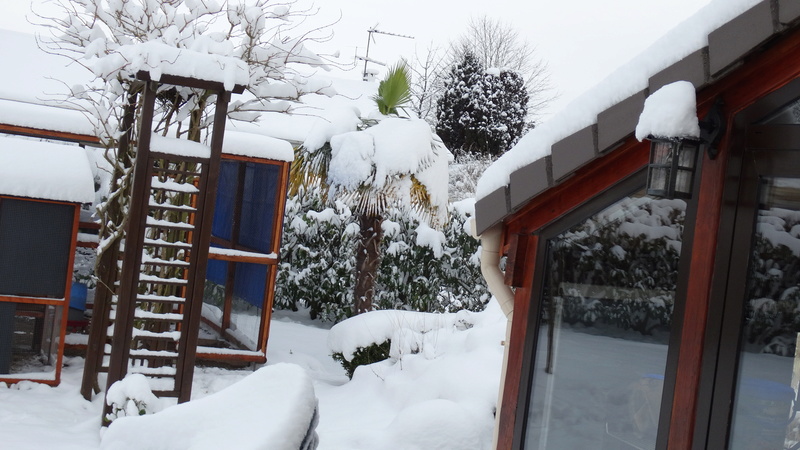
[239,163,279,253]
[211,160,239,241]
[233,262,267,308]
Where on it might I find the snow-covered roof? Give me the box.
[0,30,95,138]
[0,135,95,203]
[474,0,800,234]
[222,130,294,162]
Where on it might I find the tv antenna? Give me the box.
[357,24,414,80]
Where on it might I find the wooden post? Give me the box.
[102,81,157,418]
[176,90,232,403]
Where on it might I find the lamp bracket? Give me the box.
[699,97,725,160]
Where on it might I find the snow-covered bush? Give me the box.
[276,188,357,323]
[276,191,488,322]
[448,153,495,201]
[327,308,478,376]
[376,200,487,314]
[105,374,163,424]
[436,51,529,157]
[331,341,391,379]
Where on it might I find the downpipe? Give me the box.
[471,220,515,449]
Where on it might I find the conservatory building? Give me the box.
[474,1,800,449]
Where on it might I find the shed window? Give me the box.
[0,197,74,299]
[201,157,285,354]
[524,188,685,449]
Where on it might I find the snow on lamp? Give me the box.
[636,81,724,199]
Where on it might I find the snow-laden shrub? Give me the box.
[448,153,494,202]
[105,374,162,424]
[328,309,477,377]
[276,192,489,322]
[275,187,357,323]
[332,341,391,379]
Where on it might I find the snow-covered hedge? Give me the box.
[275,188,488,322]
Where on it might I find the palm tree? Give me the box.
[291,61,448,315]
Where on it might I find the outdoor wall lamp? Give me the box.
[646,98,725,199]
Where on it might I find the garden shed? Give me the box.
[0,136,94,385]
[473,1,800,449]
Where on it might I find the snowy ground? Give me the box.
[0,302,507,450]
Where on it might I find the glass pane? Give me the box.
[238,163,279,253]
[0,302,61,380]
[728,177,800,450]
[648,167,670,193]
[674,168,693,196]
[761,98,800,125]
[211,160,239,241]
[652,141,673,165]
[229,262,267,350]
[524,189,685,449]
[0,198,74,299]
[202,258,228,332]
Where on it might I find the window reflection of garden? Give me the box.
[544,193,685,340]
[745,205,800,356]
[730,177,800,450]
[525,190,685,450]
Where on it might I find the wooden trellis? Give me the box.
[81,73,245,413]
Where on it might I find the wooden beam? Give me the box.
[136,71,245,94]
[496,234,537,450]
[0,123,99,145]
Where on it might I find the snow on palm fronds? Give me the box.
[292,63,450,227]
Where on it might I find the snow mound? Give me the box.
[101,363,317,450]
[383,399,487,449]
[321,300,508,449]
[328,309,476,361]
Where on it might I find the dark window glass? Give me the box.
[728,177,800,450]
[239,163,278,253]
[211,160,239,241]
[0,198,73,298]
[524,189,685,449]
[233,261,267,308]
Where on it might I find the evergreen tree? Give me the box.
[435,52,483,156]
[436,53,529,157]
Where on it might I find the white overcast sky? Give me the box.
[1,0,712,118]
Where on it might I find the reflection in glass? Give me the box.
[524,189,685,449]
[760,98,800,125]
[729,177,800,450]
